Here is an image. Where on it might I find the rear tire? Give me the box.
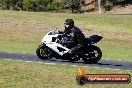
[82,45,102,64]
[36,44,55,60]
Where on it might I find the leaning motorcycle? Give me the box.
[36,28,103,64]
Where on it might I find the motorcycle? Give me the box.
[36,28,103,64]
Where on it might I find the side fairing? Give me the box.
[42,31,59,43]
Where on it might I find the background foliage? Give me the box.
[0,0,131,12]
[0,0,63,11]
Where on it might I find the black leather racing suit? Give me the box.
[60,26,85,53]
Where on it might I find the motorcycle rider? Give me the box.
[59,19,85,53]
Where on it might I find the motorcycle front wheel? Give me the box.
[36,44,55,60]
[82,45,102,64]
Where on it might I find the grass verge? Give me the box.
[0,59,132,88]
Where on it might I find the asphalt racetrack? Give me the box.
[0,52,132,70]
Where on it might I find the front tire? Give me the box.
[82,45,102,64]
[36,44,55,60]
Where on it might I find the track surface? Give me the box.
[0,52,132,70]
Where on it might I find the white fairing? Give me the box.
[42,29,70,56]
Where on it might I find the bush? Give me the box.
[23,0,36,11]
[0,0,23,10]
[47,3,56,11]
[23,0,50,11]
[47,1,63,11]
[104,5,112,11]
[23,0,63,11]
[0,0,10,10]
[0,0,64,11]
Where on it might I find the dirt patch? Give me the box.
[106,5,132,14]
[0,16,132,42]
[83,28,132,41]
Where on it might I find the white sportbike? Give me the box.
[36,28,103,64]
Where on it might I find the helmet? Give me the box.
[64,19,74,29]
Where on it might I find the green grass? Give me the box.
[97,39,132,61]
[0,59,132,88]
[0,10,132,61]
[0,41,38,54]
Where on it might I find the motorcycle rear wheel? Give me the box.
[82,45,102,64]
